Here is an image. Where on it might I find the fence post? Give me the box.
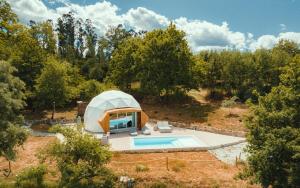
[166,157,169,171]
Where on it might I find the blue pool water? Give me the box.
[132,136,206,149]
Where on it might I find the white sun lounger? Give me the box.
[157,121,172,133]
[142,126,151,135]
[129,128,138,136]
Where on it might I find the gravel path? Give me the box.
[209,142,248,165]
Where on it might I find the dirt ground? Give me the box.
[0,136,255,187]
[22,106,78,120]
[141,89,248,132]
[109,152,255,188]
[0,136,57,184]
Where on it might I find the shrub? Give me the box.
[170,160,186,172]
[46,125,116,188]
[0,180,14,188]
[79,80,113,101]
[15,164,47,188]
[135,164,149,172]
[150,182,167,188]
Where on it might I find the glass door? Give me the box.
[109,112,137,133]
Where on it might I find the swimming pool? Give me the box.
[132,136,207,149]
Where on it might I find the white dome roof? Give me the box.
[84,90,141,132]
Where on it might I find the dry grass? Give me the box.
[0,137,256,187]
[22,106,78,120]
[141,89,248,132]
[108,152,256,187]
[0,136,58,183]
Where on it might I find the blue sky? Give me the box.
[8,0,300,51]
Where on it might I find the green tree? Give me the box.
[56,12,76,61]
[99,24,132,61]
[273,39,300,57]
[15,164,47,188]
[45,125,115,188]
[242,55,300,187]
[109,37,142,90]
[221,96,239,115]
[250,48,289,100]
[79,80,110,101]
[81,57,108,81]
[10,28,46,92]
[0,61,28,177]
[139,24,195,97]
[195,51,224,99]
[0,0,18,38]
[34,57,79,109]
[0,0,20,60]
[29,20,56,54]
[84,19,97,58]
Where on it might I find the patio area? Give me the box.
[103,123,246,152]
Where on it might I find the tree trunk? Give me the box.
[3,160,11,177]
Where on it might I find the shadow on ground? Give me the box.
[139,93,220,124]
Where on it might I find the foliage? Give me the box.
[44,125,116,188]
[221,96,239,115]
[79,80,112,101]
[15,164,47,188]
[56,12,76,60]
[109,37,141,90]
[138,23,196,97]
[99,24,133,62]
[241,55,300,187]
[170,160,186,172]
[29,20,56,55]
[222,96,238,108]
[10,28,46,91]
[150,182,167,188]
[194,42,297,100]
[34,57,81,109]
[0,61,28,176]
[135,164,149,172]
[0,0,19,60]
[0,0,19,38]
[80,57,108,81]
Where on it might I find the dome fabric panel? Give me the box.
[84,90,141,133]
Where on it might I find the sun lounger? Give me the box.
[129,128,138,136]
[157,121,173,133]
[142,126,151,135]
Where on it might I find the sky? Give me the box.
[6,0,300,52]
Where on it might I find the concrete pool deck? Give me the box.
[106,125,246,152]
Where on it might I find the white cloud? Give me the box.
[278,32,300,43]
[55,1,123,35]
[174,17,247,51]
[123,7,169,31]
[280,23,287,31]
[249,35,277,50]
[249,32,300,51]
[6,0,300,52]
[7,0,60,23]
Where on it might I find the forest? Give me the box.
[0,0,300,187]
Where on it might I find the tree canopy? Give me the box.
[0,61,28,176]
[241,55,300,187]
[45,125,115,188]
[34,57,81,109]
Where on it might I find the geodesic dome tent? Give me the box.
[84,90,148,133]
